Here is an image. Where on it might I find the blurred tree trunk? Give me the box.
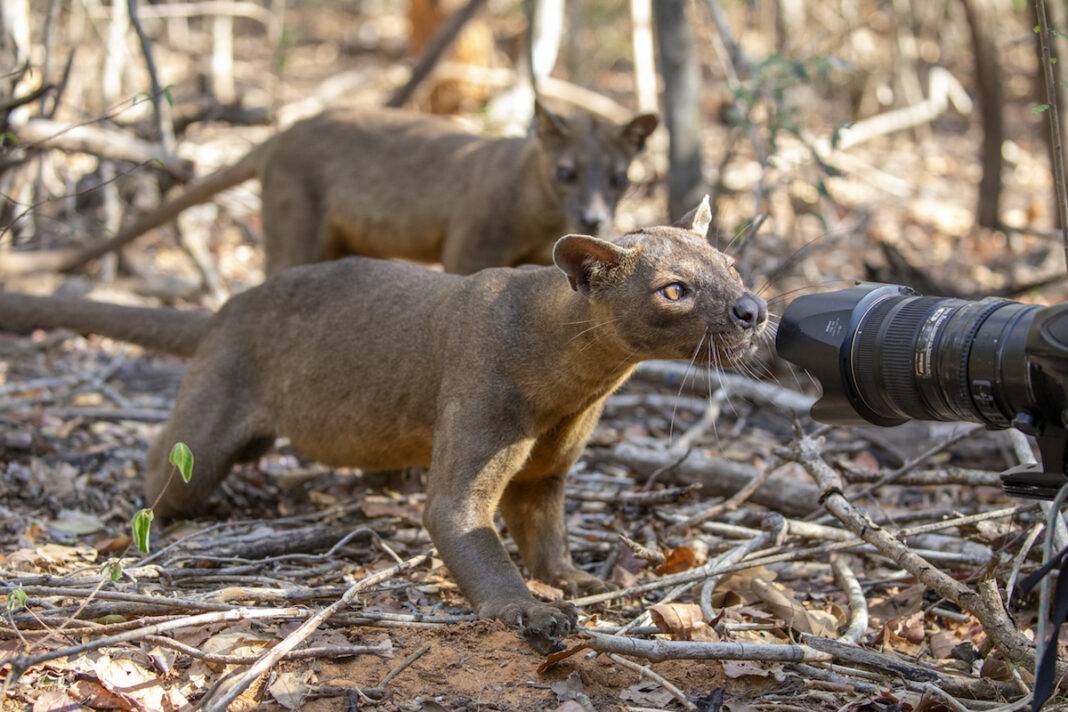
[653,0,704,220]
[961,0,1004,229]
[1034,0,1067,228]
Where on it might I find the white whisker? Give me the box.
[669,331,707,442]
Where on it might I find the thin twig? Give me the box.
[377,642,431,688]
[830,554,868,644]
[143,636,393,664]
[609,654,698,712]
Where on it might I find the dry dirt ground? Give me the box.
[1,2,1067,710]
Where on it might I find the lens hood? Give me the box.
[776,282,915,426]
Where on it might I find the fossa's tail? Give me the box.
[0,292,211,357]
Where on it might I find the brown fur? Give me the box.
[0,211,764,653]
[4,104,657,277]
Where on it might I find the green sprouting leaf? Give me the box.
[6,588,27,613]
[1036,24,1042,33]
[132,508,154,554]
[162,85,174,107]
[169,442,193,483]
[101,560,123,583]
[1033,103,1051,114]
[1053,57,1059,64]
[0,132,18,148]
[816,178,830,198]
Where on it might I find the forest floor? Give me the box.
[1,2,1066,711]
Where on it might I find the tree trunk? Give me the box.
[961,0,1004,229]
[653,0,704,220]
[1035,0,1068,228]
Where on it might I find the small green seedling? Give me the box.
[132,508,154,554]
[6,588,27,613]
[169,441,194,483]
[101,560,124,583]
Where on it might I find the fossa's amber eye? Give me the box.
[660,283,686,301]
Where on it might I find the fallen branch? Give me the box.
[13,118,193,180]
[201,553,428,712]
[567,483,699,506]
[143,635,392,665]
[583,630,830,663]
[672,458,780,531]
[633,361,815,414]
[592,442,820,516]
[3,606,305,681]
[789,434,1052,676]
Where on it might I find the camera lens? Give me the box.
[776,283,1040,429]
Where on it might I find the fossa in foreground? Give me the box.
[0,199,767,652]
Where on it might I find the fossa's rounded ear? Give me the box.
[672,195,713,240]
[620,113,659,152]
[533,100,570,143]
[553,235,636,295]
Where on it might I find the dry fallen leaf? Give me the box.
[889,611,926,644]
[714,565,778,604]
[655,545,698,575]
[620,680,673,707]
[929,630,962,659]
[94,655,165,712]
[721,659,786,681]
[750,577,837,637]
[48,509,105,537]
[32,690,87,712]
[536,643,591,674]
[70,678,132,710]
[553,702,587,712]
[878,628,919,657]
[550,671,586,700]
[4,544,97,573]
[269,670,311,710]
[609,564,639,588]
[868,584,925,626]
[649,602,705,640]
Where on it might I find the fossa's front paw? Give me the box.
[479,597,578,654]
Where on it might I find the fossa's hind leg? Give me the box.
[499,475,610,596]
[144,362,273,518]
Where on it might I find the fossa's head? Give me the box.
[553,197,768,364]
[533,101,658,239]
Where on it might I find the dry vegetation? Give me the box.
[0,0,1067,710]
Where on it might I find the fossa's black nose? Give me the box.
[731,293,767,330]
[579,208,609,235]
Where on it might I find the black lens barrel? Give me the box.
[850,293,1037,428]
[777,283,1040,430]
